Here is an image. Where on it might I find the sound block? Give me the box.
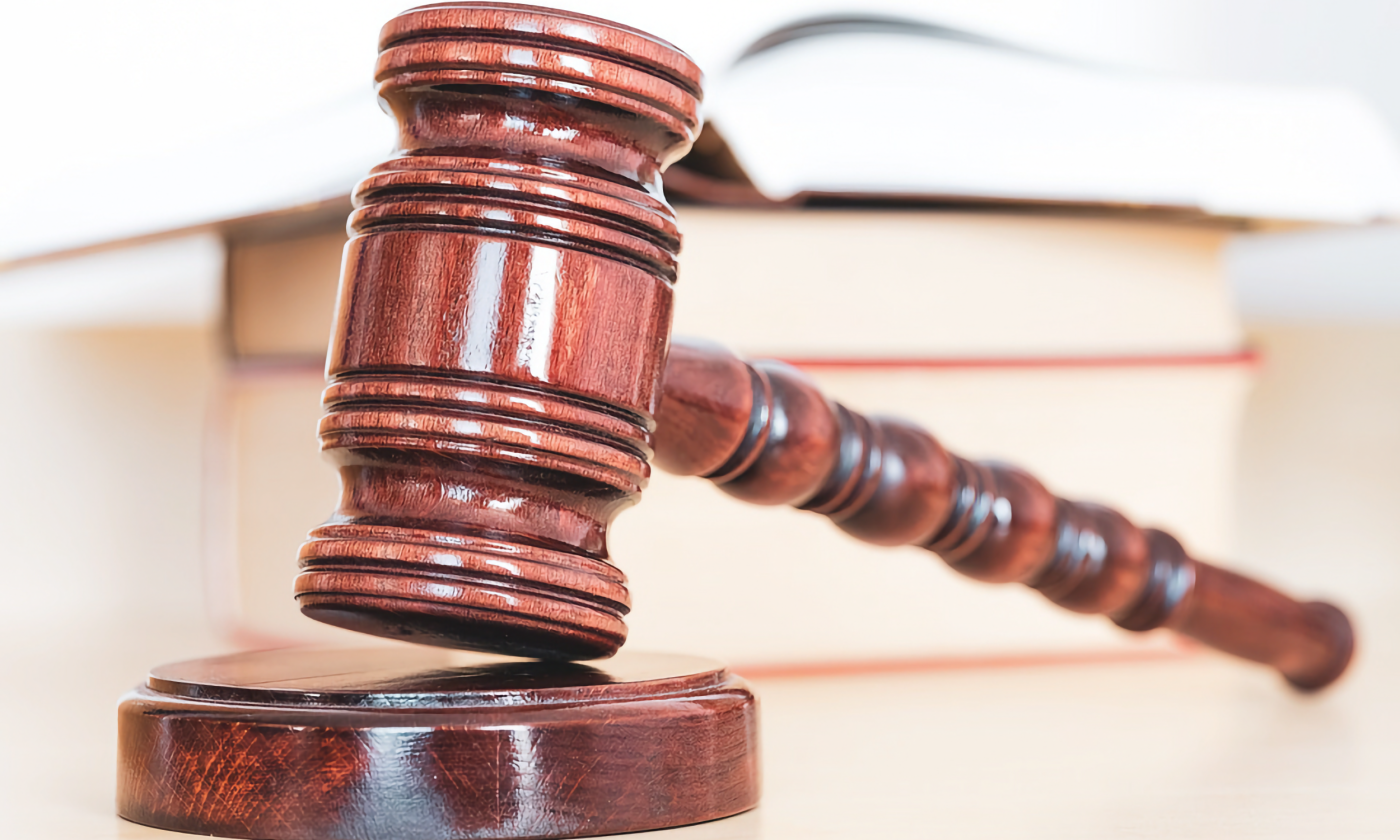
[117,647,760,840]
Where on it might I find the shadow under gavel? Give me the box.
[293,1,1352,692]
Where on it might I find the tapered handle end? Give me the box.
[1284,601,1355,692]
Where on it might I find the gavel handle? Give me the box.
[653,338,1354,691]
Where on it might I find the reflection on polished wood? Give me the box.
[117,648,759,840]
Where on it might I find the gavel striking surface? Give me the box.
[117,647,759,840]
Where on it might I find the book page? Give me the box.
[710,30,1400,223]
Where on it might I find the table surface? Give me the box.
[5,604,1397,840]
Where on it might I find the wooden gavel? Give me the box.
[294,2,1353,691]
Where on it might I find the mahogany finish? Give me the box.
[293,3,1352,689]
[296,3,701,659]
[655,339,1354,691]
[117,647,759,840]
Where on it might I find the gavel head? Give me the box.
[294,3,702,660]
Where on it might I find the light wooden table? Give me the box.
[5,605,1396,840]
[5,325,1397,839]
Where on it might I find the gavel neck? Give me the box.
[380,88,674,193]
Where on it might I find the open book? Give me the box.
[669,16,1400,223]
[5,14,1400,267]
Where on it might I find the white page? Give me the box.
[709,32,1400,223]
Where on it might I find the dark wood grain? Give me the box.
[117,647,759,840]
[654,338,1355,691]
[297,2,702,658]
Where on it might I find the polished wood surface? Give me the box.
[655,338,1354,690]
[117,647,759,840]
[296,3,701,658]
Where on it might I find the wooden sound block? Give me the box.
[117,647,760,840]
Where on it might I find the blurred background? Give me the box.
[3,1,1400,838]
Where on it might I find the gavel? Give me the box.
[294,1,1353,691]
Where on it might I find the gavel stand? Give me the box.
[117,647,757,839]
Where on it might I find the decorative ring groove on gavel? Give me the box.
[296,1,1352,690]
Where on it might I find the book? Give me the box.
[213,204,1257,664]
[215,355,1250,665]
[673,207,1241,358]
[224,206,1243,359]
[6,16,1399,268]
[688,16,1400,223]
